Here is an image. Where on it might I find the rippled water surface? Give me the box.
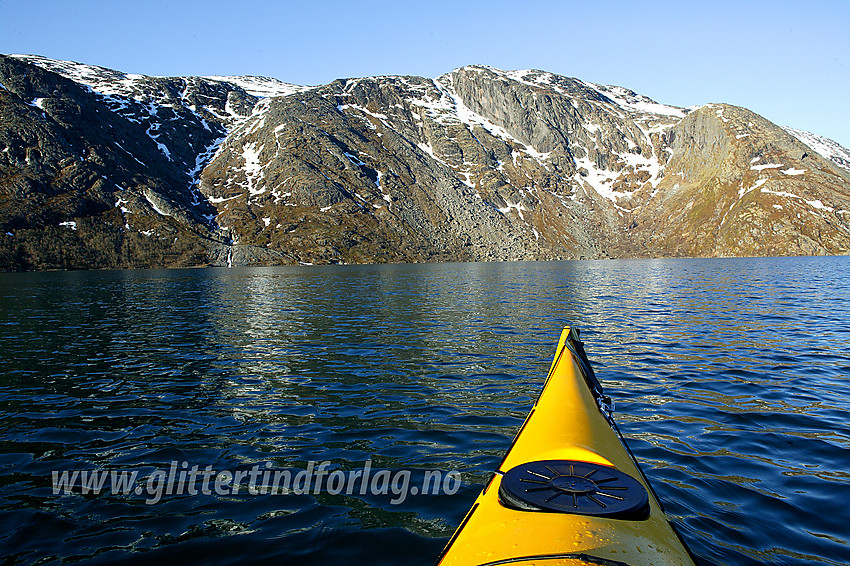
[1,257,848,565]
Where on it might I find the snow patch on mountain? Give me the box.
[13,54,145,98]
[204,75,310,98]
[242,142,265,195]
[751,162,784,172]
[581,81,686,118]
[782,126,850,172]
[573,154,621,202]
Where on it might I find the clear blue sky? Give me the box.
[2,0,848,148]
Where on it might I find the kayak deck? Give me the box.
[436,327,696,566]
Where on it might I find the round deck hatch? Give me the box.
[499,460,650,520]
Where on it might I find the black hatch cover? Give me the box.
[499,459,650,520]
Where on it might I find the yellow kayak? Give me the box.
[436,327,696,566]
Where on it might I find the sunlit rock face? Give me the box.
[2,55,849,269]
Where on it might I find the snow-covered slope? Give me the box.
[782,126,850,172]
[203,75,310,99]
[14,55,309,102]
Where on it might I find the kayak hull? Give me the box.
[436,327,695,566]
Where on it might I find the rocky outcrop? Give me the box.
[1,55,848,270]
[0,55,217,269]
[621,104,850,256]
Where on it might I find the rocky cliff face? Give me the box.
[1,54,848,270]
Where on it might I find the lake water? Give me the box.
[0,257,848,565]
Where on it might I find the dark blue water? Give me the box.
[0,257,848,565]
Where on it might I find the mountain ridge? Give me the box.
[1,54,848,270]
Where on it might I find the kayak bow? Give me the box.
[436,327,696,566]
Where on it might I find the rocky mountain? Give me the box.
[1,54,848,270]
